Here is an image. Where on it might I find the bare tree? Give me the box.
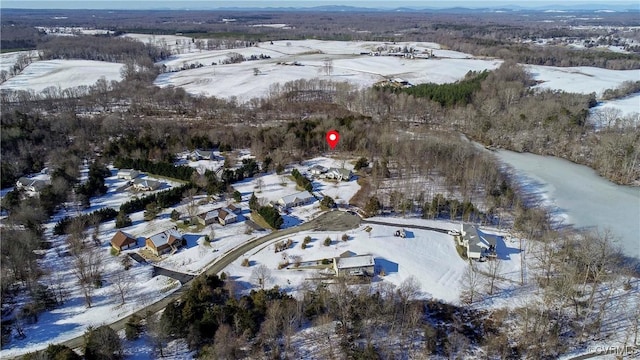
[110,270,134,305]
[184,188,199,221]
[251,264,272,290]
[323,58,334,76]
[255,177,265,193]
[147,313,170,358]
[72,247,104,308]
[460,262,480,304]
[487,258,502,295]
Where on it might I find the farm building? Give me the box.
[117,169,140,180]
[145,229,185,256]
[133,178,161,191]
[333,254,375,277]
[278,191,315,208]
[325,168,352,181]
[110,231,137,251]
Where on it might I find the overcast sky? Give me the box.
[1,0,638,9]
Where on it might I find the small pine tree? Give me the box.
[323,237,331,246]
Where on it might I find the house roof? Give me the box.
[111,230,136,248]
[335,255,374,269]
[463,224,497,254]
[279,191,314,205]
[17,176,51,190]
[227,203,241,213]
[199,209,219,222]
[117,169,138,175]
[339,250,357,258]
[218,208,237,220]
[309,164,327,172]
[328,168,352,178]
[148,229,183,248]
[194,149,214,158]
[133,178,161,189]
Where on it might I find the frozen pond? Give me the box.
[494,150,640,259]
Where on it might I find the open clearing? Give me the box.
[0,59,124,94]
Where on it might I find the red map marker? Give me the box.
[326,130,339,150]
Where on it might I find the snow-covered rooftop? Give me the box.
[335,254,375,269]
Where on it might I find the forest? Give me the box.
[1,7,639,359]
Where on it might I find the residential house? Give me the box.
[278,191,315,208]
[117,169,140,180]
[309,165,328,176]
[196,209,219,226]
[333,254,375,277]
[325,168,352,182]
[133,178,162,191]
[110,230,137,251]
[461,223,497,260]
[217,208,238,226]
[145,229,185,256]
[16,176,51,195]
[191,149,215,161]
[227,203,242,214]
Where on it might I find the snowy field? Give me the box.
[590,93,640,126]
[222,217,520,304]
[0,60,124,94]
[0,50,38,74]
[153,39,501,102]
[525,64,640,97]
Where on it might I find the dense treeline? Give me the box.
[395,70,489,107]
[53,208,118,235]
[151,274,512,358]
[113,157,194,181]
[36,35,171,63]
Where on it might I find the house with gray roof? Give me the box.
[277,191,315,208]
[133,178,162,191]
[145,229,185,256]
[325,168,352,182]
[461,224,497,260]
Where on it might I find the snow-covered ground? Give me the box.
[589,93,640,127]
[525,64,640,97]
[0,60,124,94]
[149,38,499,102]
[221,217,519,304]
[232,156,361,227]
[0,50,38,74]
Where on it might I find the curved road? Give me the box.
[10,211,360,358]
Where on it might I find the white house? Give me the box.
[325,168,352,181]
[333,254,375,276]
[117,169,140,180]
[133,178,162,191]
[278,191,315,208]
